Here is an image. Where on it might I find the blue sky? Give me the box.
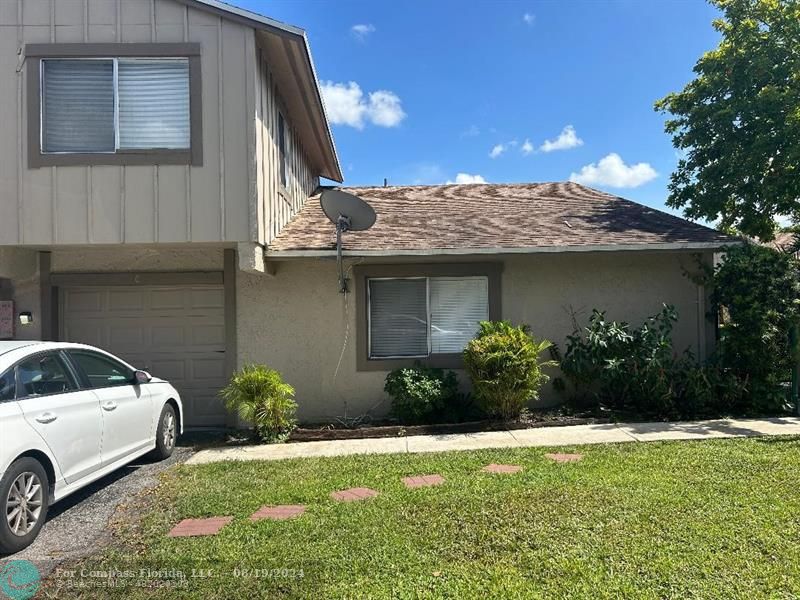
[236,0,721,215]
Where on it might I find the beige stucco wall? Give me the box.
[0,248,42,340]
[51,246,224,272]
[237,251,712,423]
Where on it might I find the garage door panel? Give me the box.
[150,324,186,346]
[190,357,226,380]
[62,322,104,347]
[190,288,225,309]
[63,290,105,313]
[61,284,227,427]
[189,391,227,420]
[150,288,187,310]
[108,289,146,311]
[191,324,225,347]
[109,325,146,348]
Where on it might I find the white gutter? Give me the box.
[266,240,742,259]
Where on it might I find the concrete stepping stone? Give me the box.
[168,516,233,538]
[331,487,379,502]
[545,452,584,463]
[482,463,523,474]
[250,504,306,521]
[402,474,445,488]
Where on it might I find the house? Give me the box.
[0,1,735,427]
[0,0,338,427]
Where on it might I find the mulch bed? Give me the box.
[287,412,611,442]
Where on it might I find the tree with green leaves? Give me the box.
[655,0,800,241]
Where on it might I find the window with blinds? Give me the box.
[41,58,190,154]
[368,276,489,358]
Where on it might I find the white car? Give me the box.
[0,341,183,554]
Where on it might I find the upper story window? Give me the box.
[42,58,190,154]
[26,43,202,167]
[278,111,288,187]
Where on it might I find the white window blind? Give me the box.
[368,276,490,358]
[118,59,190,149]
[368,279,428,358]
[42,60,115,153]
[430,277,489,353]
[41,57,190,154]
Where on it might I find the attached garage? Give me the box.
[56,277,231,428]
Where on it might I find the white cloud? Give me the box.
[523,13,535,25]
[569,153,658,188]
[350,24,375,41]
[521,139,534,155]
[320,81,406,129]
[367,90,406,127]
[489,144,505,158]
[540,125,584,152]
[461,125,480,137]
[446,173,487,184]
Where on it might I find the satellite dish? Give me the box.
[320,189,377,293]
[321,189,376,231]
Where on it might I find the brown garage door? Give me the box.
[60,285,227,427]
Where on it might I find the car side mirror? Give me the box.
[133,370,152,385]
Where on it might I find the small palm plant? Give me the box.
[220,365,298,443]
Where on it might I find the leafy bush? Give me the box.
[707,243,800,413]
[221,365,297,442]
[554,305,744,419]
[463,321,555,420]
[384,364,460,424]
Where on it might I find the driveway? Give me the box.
[5,446,194,576]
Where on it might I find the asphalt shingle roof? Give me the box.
[269,182,735,254]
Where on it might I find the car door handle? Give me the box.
[35,412,58,424]
[102,401,118,412]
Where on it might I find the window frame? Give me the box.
[65,350,135,391]
[13,350,80,401]
[0,367,16,403]
[278,110,288,188]
[26,43,202,168]
[355,263,502,371]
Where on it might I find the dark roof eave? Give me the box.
[266,240,742,259]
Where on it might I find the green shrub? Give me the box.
[384,364,459,424]
[220,365,297,442]
[708,243,800,413]
[554,305,745,419]
[463,321,555,420]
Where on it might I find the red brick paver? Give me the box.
[330,487,379,502]
[168,516,233,538]
[402,474,445,488]
[481,463,523,474]
[250,505,306,521]
[544,453,584,463]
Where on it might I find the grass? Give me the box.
[47,437,800,599]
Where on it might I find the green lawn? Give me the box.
[52,437,800,599]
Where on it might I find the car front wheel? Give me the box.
[0,457,49,555]
[152,404,177,460]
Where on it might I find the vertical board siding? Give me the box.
[255,47,320,246]
[2,0,255,246]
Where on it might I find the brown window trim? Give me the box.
[354,262,503,372]
[26,43,203,168]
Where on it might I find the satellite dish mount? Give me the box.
[320,189,377,293]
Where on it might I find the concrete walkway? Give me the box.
[186,417,800,465]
